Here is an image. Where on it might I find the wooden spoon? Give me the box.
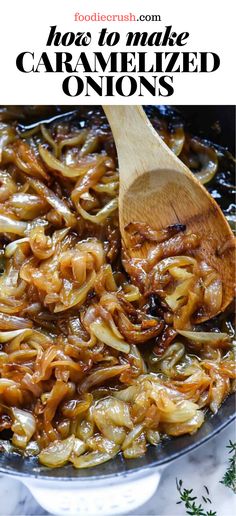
[103,105,235,319]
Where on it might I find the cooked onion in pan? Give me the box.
[0,106,235,469]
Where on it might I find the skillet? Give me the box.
[0,105,235,515]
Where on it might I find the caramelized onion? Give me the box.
[0,328,32,343]
[177,330,230,346]
[117,312,164,344]
[9,193,49,220]
[39,435,75,468]
[26,177,77,227]
[71,448,118,469]
[0,106,234,470]
[0,214,28,235]
[39,145,95,179]
[54,270,96,312]
[11,408,36,449]
[80,364,129,392]
[0,313,32,330]
[5,238,29,258]
[0,170,17,202]
[125,222,186,246]
[191,139,218,184]
[90,320,130,354]
[77,198,118,225]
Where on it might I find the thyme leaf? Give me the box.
[220,440,236,493]
[176,479,217,516]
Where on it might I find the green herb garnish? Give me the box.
[220,440,236,493]
[176,479,217,516]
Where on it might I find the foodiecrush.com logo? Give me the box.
[73,12,162,22]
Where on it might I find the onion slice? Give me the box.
[77,198,118,225]
[54,271,96,312]
[177,330,229,345]
[39,435,75,467]
[80,364,129,393]
[90,320,130,354]
[27,177,77,227]
[11,408,36,449]
[0,214,28,235]
[0,328,32,343]
[5,238,29,258]
[0,313,32,330]
[71,448,119,469]
[39,145,90,179]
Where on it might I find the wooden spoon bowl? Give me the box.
[103,105,235,318]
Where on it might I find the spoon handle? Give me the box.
[103,106,187,189]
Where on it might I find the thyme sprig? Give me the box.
[220,440,236,493]
[176,479,217,516]
[176,441,235,515]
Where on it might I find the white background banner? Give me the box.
[0,0,234,104]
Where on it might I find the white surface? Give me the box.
[20,470,162,515]
[0,421,235,516]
